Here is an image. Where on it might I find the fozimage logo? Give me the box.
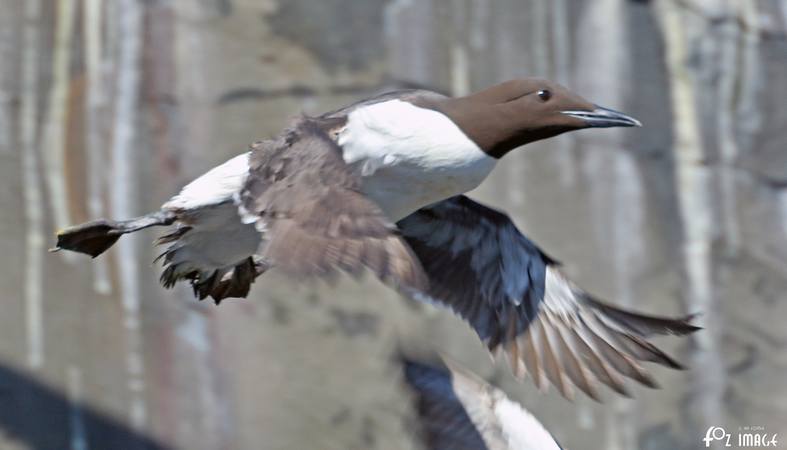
[703,426,779,447]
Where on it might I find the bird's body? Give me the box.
[54,78,698,400]
[154,92,498,278]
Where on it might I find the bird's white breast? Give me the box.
[338,99,497,221]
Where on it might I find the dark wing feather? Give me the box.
[239,118,427,291]
[402,359,504,450]
[398,196,699,401]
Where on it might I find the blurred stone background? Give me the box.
[1,0,786,449]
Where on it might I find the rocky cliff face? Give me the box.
[0,0,785,449]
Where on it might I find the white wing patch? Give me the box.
[163,152,250,210]
[544,266,582,317]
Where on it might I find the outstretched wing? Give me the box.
[398,195,699,400]
[238,118,427,291]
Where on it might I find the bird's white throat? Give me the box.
[337,99,497,221]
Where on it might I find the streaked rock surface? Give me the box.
[0,0,785,449]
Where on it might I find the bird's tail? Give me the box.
[51,211,176,258]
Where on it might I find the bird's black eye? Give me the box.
[537,89,552,102]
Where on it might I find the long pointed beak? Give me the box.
[561,105,642,128]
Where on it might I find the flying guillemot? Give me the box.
[53,78,699,400]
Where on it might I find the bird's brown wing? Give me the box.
[398,195,699,400]
[238,118,427,291]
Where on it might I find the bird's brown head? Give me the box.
[432,78,641,158]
